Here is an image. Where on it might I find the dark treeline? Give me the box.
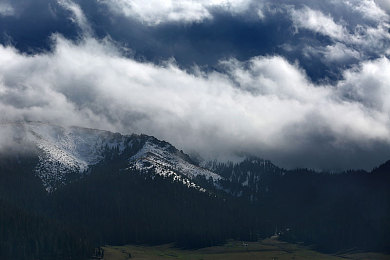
[0,155,93,260]
[212,158,390,253]
[50,168,259,248]
[0,199,92,260]
[0,152,389,259]
[265,169,389,252]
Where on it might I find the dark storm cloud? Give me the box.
[0,0,390,170]
[72,0,351,82]
[75,0,389,82]
[0,0,80,52]
[1,0,388,83]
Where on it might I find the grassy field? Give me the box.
[102,239,390,260]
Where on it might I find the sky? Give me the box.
[0,0,390,170]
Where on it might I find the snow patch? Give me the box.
[130,140,221,181]
[25,123,129,191]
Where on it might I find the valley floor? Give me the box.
[101,239,390,260]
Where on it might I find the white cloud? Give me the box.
[57,0,92,35]
[97,0,252,25]
[0,2,15,16]
[324,43,360,62]
[344,0,388,21]
[374,0,390,15]
[290,4,390,64]
[338,57,390,114]
[304,43,361,63]
[1,34,390,169]
[290,6,346,40]
[257,9,265,20]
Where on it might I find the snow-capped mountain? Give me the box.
[0,122,223,192]
[0,122,286,196]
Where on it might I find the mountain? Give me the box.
[0,122,222,192]
[0,122,304,197]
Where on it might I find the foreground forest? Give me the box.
[0,151,389,259]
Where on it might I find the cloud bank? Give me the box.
[1,33,390,170]
[0,0,390,170]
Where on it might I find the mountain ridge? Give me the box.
[0,122,225,192]
[1,121,388,194]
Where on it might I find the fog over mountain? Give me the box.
[0,0,390,170]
